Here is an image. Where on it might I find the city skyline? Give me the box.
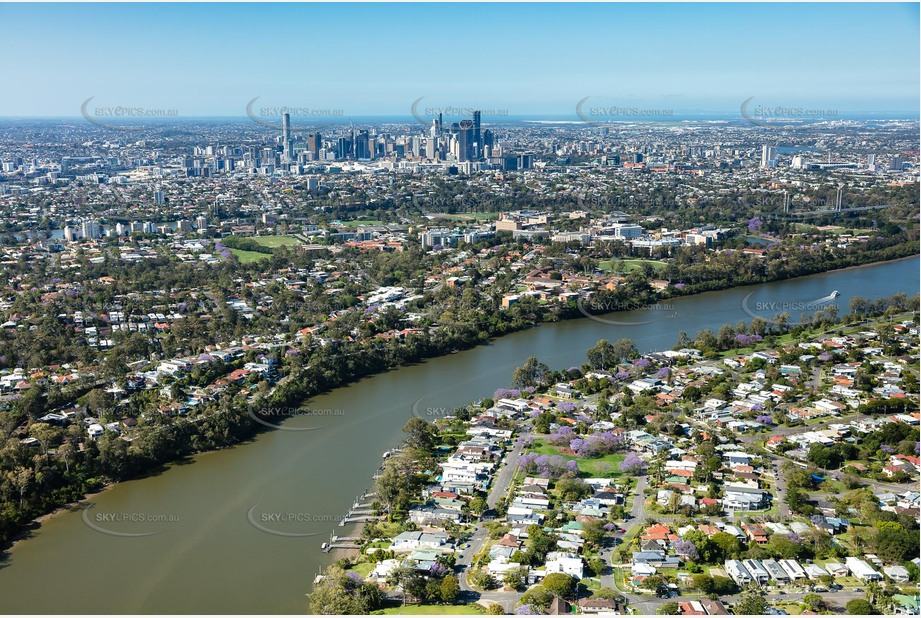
[0,2,918,117]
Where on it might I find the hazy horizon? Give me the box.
[0,3,918,117]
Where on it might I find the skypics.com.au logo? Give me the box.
[410,396,459,422]
[81,97,179,131]
[245,504,336,538]
[247,405,344,431]
[740,97,839,128]
[576,96,675,126]
[741,290,840,325]
[245,96,345,129]
[81,504,179,537]
[410,97,509,128]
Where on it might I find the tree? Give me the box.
[85,388,116,419]
[587,340,617,370]
[468,496,488,516]
[581,519,607,548]
[512,357,551,389]
[402,418,437,453]
[846,599,875,615]
[520,586,554,613]
[541,573,576,598]
[487,603,504,615]
[470,568,496,590]
[588,557,607,578]
[656,602,680,615]
[711,576,737,595]
[525,525,557,565]
[734,591,768,615]
[873,527,920,564]
[387,565,422,606]
[307,565,382,614]
[802,594,827,612]
[710,532,743,560]
[6,466,34,509]
[691,574,715,594]
[503,566,527,591]
[905,560,920,583]
[439,575,460,604]
[611,338,639,363]
[619,452,647,475]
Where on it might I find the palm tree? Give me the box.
[866,581,882,606]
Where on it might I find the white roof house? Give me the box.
[884,565,910,583]
[804,563,828,580]
[544,552,584,579]
[845,557,883,581]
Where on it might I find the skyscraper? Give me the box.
[761,145,777,168]
[306,132,322,156]
[282,113,293,160]
[473,110,481,159]
[458,120,474,162]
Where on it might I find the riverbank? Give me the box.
[1,252,918,557]
[0,256,917,614]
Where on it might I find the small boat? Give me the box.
[830,290,840,298]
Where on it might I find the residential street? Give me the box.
[456,427,530,597]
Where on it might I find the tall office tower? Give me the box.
[354,130,370,159]
[483,129,494,151]
[154,188,165,204]
[458,120,475,162]
[889,155,904,171]
[306,132,322,156]
[761,145,777,168]
[866,154,876,167]
[337,137,351,159]
[437,113,443,135]
[633,153,644,164]
[472,111,481,159]
[431,119,438,138]
[425,137,436,160]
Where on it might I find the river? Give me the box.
[0,256,917,613]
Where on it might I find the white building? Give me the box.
[845,557,883,582]
[544,552,584,579]
[726,560,752,586]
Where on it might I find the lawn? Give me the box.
[340,220,384,227]
[598,259,667,274]
[529,440,626,478]
[229,248,271,263]
[430,213,498,222]
[252,235,303,248]
[349,562,375,577]
[374,604,485,615]
[772,601,804,615]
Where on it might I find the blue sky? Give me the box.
[0,2,917,117]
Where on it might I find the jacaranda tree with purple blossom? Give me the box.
[619,452,647,475]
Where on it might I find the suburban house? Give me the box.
[389,531,451,552]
